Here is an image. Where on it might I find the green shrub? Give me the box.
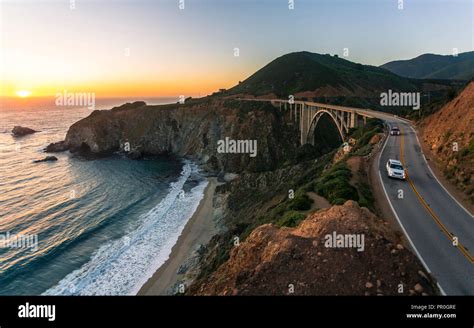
[276,211,306,227]
[349,118,383,140]
[353,144,372,157]
[357,182,374,209]
[288,191,313,211]
[271,202,289,217]
[357,130,377,147]
[332,198,347,205]
[467,139,474,155]
[314,162,359,204]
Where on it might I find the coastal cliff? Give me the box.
[62,99,299,173]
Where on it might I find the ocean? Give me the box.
[0,97,208,295]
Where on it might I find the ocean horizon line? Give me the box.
[0,95,192,101]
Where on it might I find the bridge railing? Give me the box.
[241,98,377,118]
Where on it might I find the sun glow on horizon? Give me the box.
[2,1,471,100]
[16,90,32,98]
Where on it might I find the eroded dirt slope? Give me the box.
[192,201,437,296]
[421,82,474,202]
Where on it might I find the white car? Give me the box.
[390,127,401,135]
[386,159,406,180]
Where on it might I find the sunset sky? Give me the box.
[0,0,472,98]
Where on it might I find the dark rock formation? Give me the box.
[62,98,299,173]
[45,141,68,153]
[12,126,37,137]
[111,101,147,112]
[126,150,143,160]
[33,156,58,163]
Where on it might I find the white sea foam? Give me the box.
[43,162,208,295]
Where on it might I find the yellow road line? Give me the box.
[399,127,474,264]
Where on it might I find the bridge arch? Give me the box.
[306,109,345,146]
[271,99,367,145]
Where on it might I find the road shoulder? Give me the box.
[416,125,474,216]
[367,127,406,243]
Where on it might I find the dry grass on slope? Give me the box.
[194,201,437,296]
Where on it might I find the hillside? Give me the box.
[225,51,456,111]
[381,51,474,80]
[191,200,437,296]
[182,120,439,296]
[229,52,419,98]
[420,82,474,203]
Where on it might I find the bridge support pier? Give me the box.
[300,103,307,145]
[275,99,371,146]
[349,111,357,129]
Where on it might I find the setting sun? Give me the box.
[16,90,32,98]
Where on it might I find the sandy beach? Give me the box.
[138,177,219,295]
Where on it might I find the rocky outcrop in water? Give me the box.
[59,98,299,173]
[12,126,37,137]
[45,141,68,153]
[33,156,58,163]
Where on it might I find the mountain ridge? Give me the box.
[229,51,421,98]
[225,51,458,111]
[381,51,474,80]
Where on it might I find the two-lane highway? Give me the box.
[243,99,474,294]
[373,113,474,295]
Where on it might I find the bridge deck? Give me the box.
[242,98,380,118]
